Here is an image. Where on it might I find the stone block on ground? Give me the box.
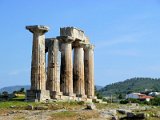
[26,105,34,110]
[34,106,48,110]
[86,103,96,110]
[126,112,148,119]
[117,109,131,114]
[127,112,135,118]
[92,98,102,103]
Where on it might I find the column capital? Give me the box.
[83,44,95,50]
[57,36,75,43]
[26,25,49,34]
[45,38,59,52]
[46,38,57,41]
[72,41,85,48]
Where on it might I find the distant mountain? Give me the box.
[0,85,30,93]
[0,85,103,94]
[99,77,160,97]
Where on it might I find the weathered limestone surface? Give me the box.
[26,25,49,90]
[26,90,50,101]
[57,36,75,96]
[84,44,95,98]
[26,25,96,102]
[84,36,90,44]
[46,38,60,93]
[60,27,86,41]
[26,25,50,101]
[73,41,85,97]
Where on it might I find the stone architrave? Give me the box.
[84,44,95,98]
[73,41,85,97]
[57,36,75,96]
[60,27,85,41]
[26,25,49,90]
[46,38,60,93]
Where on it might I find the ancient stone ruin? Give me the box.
[26,25,96,102]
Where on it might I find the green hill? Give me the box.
[99,77,160,97]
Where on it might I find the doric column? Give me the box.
[73,41,85,97]
[57,36,75,96]
[84,44,95,98]
[26,25,49,91]
[46,38,60,93]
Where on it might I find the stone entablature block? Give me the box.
[60,27,86,41]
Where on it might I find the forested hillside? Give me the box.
[99,77,160,97]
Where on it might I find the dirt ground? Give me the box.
[0,102,160,120]
[0,109,106,120]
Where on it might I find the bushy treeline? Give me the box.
[120,97,160,106]
[99,77,160,98]
[0,88,25,101]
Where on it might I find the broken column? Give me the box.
[73,41,85,97]
[46,38,61,98]
[84,44,95,98]
[26,25,50,101]
[57,36,75,96]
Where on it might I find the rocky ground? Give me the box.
[0,102,160,120]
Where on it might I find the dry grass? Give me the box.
[1,101,160,120]
[50,110,100,120]
[0,109,10,115]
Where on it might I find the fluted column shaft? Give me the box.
[46,38,60,93]
[58,36,75,96]
[73,42,85,97]
[26,25,49,91]
[84,44,95,98]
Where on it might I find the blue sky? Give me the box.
[0,0,160,88]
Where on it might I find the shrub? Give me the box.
[150,97,160,106]
[120,98,141,104]
[120,99,128,104]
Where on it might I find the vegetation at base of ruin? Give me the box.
[51,111,78,119]
[0,101,37,109]
[50,110,100,120]
[99,77,160,98]
[0,101,92,110]
[1,101,160,120]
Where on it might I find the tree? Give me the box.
[13,91,17,94]
[95,86,103,99]
[2,91,8,100]
[150,97,160,106]
[2,91,8,96]
[127,90,133,94]
[118,93,123,99]
[19,88,25,93]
